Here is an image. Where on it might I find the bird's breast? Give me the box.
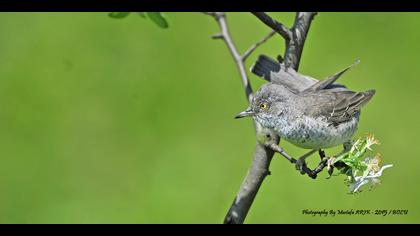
[272,115,359,149]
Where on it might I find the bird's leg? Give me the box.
[343,140,352,152]
[334,140,352,157]
[325,142,352,177]
[294,149,328,179]
[335,141,352,167]
[266,143,297,163]
[295,149,318,175]
[318,149,334,176]
[333,142,351,170]
[308,150,329,178]
[319,149,326,160]
[266,143,329,179]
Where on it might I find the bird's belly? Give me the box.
[274,117,359,149]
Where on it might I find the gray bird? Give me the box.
[235,55,375,168]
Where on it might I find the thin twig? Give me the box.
[242,30,276,61]
[206,12,278,224]
[210,12,253,102]
[251,12,317,70]
[251,12,292,40]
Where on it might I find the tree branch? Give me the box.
[206,12,279,224]
[284,12,317,70]
[206,12,317,224]
[242,30,276,62]
[251,12,317,70]
[209,12,253,102]
[251,12,292,40]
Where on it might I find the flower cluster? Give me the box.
[330,135,392,194]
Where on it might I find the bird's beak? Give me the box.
[235,107,255,119]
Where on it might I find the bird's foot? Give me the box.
[295,159,318,179]
[326,157,336,178]
[319,149,326,159]
[295,158,308,175]
[325,156,349,178]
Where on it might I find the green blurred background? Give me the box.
[0,12,418,223]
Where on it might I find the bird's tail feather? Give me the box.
[251,55,280,81]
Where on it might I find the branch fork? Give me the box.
[206,12,317,224]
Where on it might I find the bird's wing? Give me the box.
[251,55,347,93]
[300,60,360,93]
[304,89,376,126]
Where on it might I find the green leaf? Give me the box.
[108,12,131,19]
[146,12,169,28]
[138,12,146,18]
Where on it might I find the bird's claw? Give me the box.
[326,157,335,178]
[296,159,318,179]
[327,165,334,178]
[295,158,307,175]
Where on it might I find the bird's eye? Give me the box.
[259,102,268,110]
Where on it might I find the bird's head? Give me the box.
[235,83,292,128]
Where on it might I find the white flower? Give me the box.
[349,164,393,193]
